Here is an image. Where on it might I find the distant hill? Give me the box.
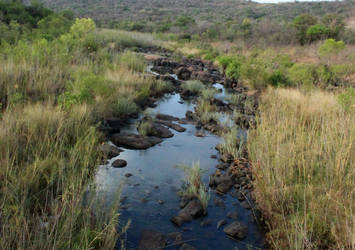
[23,0,354,26]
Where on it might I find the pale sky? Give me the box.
[253,0,339,3]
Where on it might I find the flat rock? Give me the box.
[195,130,205,137]
[138,230,167,250]
[224,221,248,240]
[99,143,122,158]
[156,119,186,132]
[156,113,179,121]
[112,159,127,168]
[111,133,163,149]
[179,243,197,250]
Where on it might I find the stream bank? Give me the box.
[96,55,265,250]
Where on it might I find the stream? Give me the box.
[95,65,264,250]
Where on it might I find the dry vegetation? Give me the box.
[248,88,355,249]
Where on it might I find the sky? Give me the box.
[252,0,339,3]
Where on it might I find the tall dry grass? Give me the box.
[248,88,355,249]
[0,104,123,249]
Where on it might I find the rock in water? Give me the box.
[171,199,204,227]
[224,221,248,240]
[111,133,163,149]
[217,219,227,229]
[179,243,197,250]
[99,143,122,158]
[138,230,166,250]
[112,159,127,168]
[156,113,179,121]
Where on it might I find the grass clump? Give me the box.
[117,50,146,72]
[181,80,204,95]
[248,88,355,249]
[220,126,244,158]
[201,88,217,101]
[177,162,210,212]
[226,93,244,106]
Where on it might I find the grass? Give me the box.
[201,88,217,101]
[195,99,220,125]
[220,126,245,158]
[116,50,146,72]
[181,80,204,95]
[248,88,355,249]
[0,104,122,249]
[226,93,244,106]
[177,162,210,212]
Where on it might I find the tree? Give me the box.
[321,13,345,39]
[306,24,330,42]
[293,14,317,45]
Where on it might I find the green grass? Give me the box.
[177,162,210,212]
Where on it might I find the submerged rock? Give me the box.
[138,230,167,250]
[224,221,248,240]
[179,243,197,250]
[112,159,127,168]
[227,211,239,219]
[111,133,163,149]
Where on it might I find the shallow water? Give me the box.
[95,87,264,249]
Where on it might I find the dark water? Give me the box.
[95,82,264,250]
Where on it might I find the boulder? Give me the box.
[138,230,167,250]
[112,159,127,168]
[224,221,248,240]
[227,211,239,219]
[175,67,191,80]
[171,199,204,227]
[99,143,122,158]
[111,133,163,150]
[195,130,205,137]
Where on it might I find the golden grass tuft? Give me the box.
[248,88,355,249]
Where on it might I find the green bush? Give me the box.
[318,39,345,57]
[306,24,330,42]
[217,55,236,71]
[288,63,315,88]
[268,70,290,87]
[225,59,241,81]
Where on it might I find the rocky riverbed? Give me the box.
[96,55,265,250]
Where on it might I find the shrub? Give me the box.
[287,63,315,88]
[225,59,241,81]
[318,39,345,57]
[217,55,235,71]
[268,70,290,87]
[306,24,330,42]
[115,97,138,117]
